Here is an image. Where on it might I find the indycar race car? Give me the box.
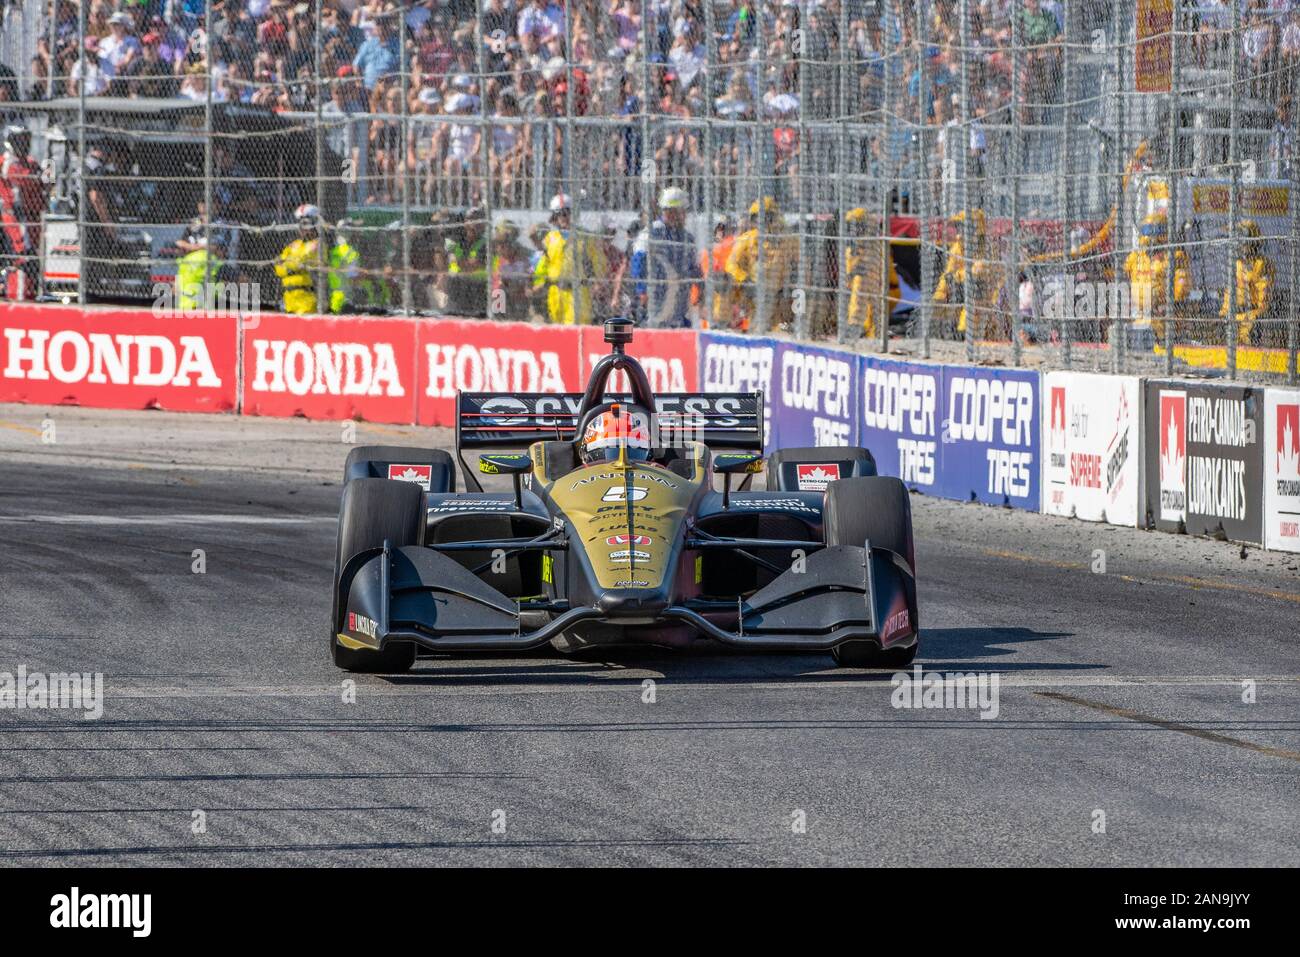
[330,319,918,672]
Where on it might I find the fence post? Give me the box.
[399,12,412,316]
[563,0,585,325]
[1289,80,1299,387]
[76,2,85,307]
[959,0,974,362]
[1112,0,1127,375]
[703,0,717,334]
[753,5,769,335]
[795,2,809,342]
[476,6,493,320]
[1059,0,1074,370]
[879,0,895,355]
[1008,0,1023,366]
[314,0,328,315]
[1226,0,1241,379]
[204,0,214,307]
[835,0,849,346]
[916,0,932,361]
[1164,0,1181,378]
[640,0,654,327]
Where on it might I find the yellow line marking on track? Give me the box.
[980,548,1300,605]
[1035,691,1300,763]
[0,421,44,438]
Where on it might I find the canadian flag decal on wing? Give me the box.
[388,464,432,490]
[796,463,840,491]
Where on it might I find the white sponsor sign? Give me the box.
[1265,389,1300,552]
[1042,372,1140,526]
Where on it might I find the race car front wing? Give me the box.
[335,539,916,655]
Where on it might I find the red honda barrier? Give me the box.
[242,312,419,424]
[577,326,698,393]
[0,304,237,412]
[415,319,582,426]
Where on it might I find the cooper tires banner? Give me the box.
[939,366,1039,509]
[858,356,943,493]
[698,331,777,448]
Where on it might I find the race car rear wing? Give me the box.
[456,391,763,450]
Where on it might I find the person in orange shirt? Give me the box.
[698,217,739,329]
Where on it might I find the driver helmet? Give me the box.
[295,204,321,236]
[579,404,652,466]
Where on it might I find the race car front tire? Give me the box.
[822,475,914,571]
[823,476,917,668]
[343,445,455,492]
[330,477,422,673]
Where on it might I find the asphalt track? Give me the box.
[0,404,1297,866]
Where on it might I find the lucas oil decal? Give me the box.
[796,463,840,491]
[388,463,432,490]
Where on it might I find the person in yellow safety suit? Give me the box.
[1220,219,1274,344]
[275,204,322,315]
[1124,213,1190,340]
[933,208,995,338]
[844,207,901,340]
[725,197,796,329]
[536,193,607,325]
[327,218,363,315]
[176,233,226,312]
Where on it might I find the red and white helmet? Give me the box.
[579,405,651,465]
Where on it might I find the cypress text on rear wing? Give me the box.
[455,391,763,488]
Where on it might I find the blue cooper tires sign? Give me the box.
[939,367,1039,509]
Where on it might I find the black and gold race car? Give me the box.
[330,320,918,672]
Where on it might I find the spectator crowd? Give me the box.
[0,0,1294,336]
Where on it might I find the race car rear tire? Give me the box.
[330,478,422,673]
[343,445,455,492]
[824,476,917,668]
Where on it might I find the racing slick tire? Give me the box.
[343,446,455,492]
[330,478,423,673]
[823,476,917,668]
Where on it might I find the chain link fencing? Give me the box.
[0,0,1295,382]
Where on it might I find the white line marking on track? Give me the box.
[3,674,1285,701]
[0,514,335,526]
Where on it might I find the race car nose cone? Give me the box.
[596,588,668,622]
